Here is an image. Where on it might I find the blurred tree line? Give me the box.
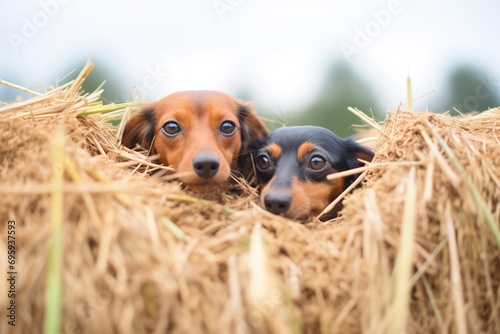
[262,63,500,138]
[278,64,381,138]
[435,66,499,115]
[2,60,498,139]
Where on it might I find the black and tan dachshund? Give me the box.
[250,126,374,221]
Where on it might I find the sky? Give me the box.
[1,0,499,116]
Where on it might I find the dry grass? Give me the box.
[0,62,499,334]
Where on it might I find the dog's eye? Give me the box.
[309,155,327,170]
[219,121,237,136]
[162,121,182,137]
[256,154,271,171]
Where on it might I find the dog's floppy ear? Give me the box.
[236,101,269,180]
[319,140,374,222]
[344,139,374,185]
[237,101,269,149]
[122,106,157,153]
[350,142,374,168]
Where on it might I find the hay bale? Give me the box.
[338,109,500,333]
[0,63,499,334]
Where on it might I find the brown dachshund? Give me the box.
[249,126,374,221]
[122,90,268,192]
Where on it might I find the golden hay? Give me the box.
[0,64,499,334]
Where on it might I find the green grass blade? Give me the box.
[77,101,143,116]
[44,127,65,334]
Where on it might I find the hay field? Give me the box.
[0,63,499,334]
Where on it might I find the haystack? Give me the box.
[0,62,499,334]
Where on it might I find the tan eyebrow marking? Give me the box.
[297,141,316,160]
[266,143,282,159]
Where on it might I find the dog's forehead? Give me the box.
[174,91,238,110]
[267,126,336,150]
[154,91,240,126]
[263,126,349,165]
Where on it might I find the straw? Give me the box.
[1,63,499,334]
[388,167,417,334]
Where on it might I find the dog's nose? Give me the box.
[264,193,291,215]
[193,155,220,179]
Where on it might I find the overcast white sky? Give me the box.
[1,0,499,115]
